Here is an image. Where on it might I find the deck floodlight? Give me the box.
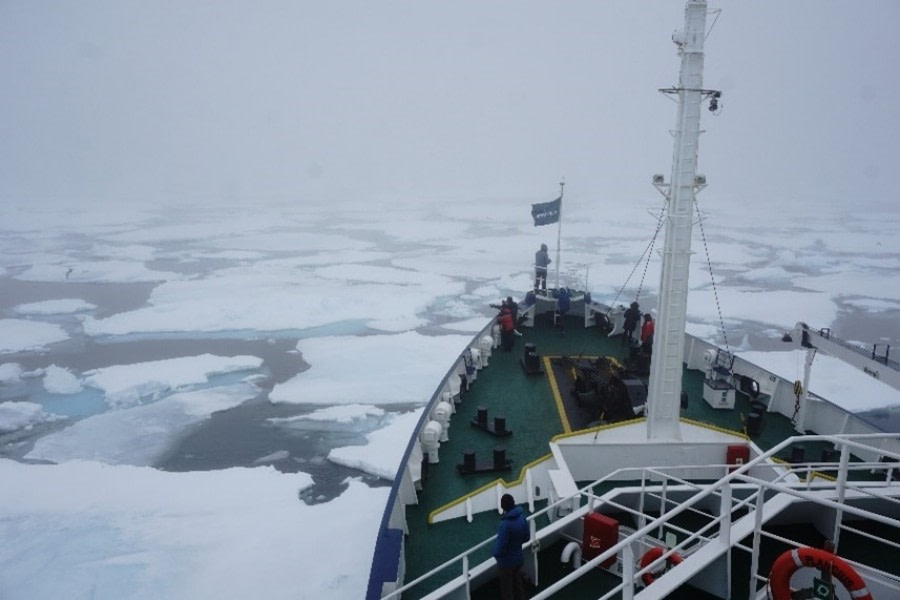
[652,174,665,185]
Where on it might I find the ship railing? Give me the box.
[731,466,900,600]
[383,432,900,599]
[367,319,498,599]
[586,453,900,598]
[683,332,900,463]
[805,324,896,369]
[534,433,900,600]
[593,456,900,555]
[731,474,900,600]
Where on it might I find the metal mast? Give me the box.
[554,180,564,291]
[646,0,713,440]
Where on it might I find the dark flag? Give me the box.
[531,197,561,226]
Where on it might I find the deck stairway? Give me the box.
[388,433,900,600]
[527,434,900,600]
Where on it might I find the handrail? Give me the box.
[732,520,900,598]
[366,321,495,599]
[534,436,900,599]
[383,432,900,599]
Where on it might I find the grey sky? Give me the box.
[1,1,897,210]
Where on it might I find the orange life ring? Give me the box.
[639,546,683,585]
[769,547,873,600]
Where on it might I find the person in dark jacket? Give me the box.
[534,244,551,292]
[493,494,528,600]
[490,296,519,325]
[622,301,641,346]
[556,287,571,335]
[505,296,519,324]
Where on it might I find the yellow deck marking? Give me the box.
[680,417,749,440]
[427,355,575,524]
[427,367,796,524]
[808,470,837,482]
[429,357,753,524]
[544,355,571,434]
[427,356,578,524]
[551,417,646,442]
[427,453,553,524]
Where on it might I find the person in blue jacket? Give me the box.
[493,493,529,599]
[556,287,571,335]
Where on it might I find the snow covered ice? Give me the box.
[2,194,898,599]
[0,459,387,600]
[2,1,899,598]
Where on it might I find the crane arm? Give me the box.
[792,322,900,392]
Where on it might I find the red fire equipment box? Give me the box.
[582,512,618,568]
[727,445,750,472]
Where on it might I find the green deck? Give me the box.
[402,313,866,598]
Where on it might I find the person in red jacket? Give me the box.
[498,307,516,351]
[640,313,655,352]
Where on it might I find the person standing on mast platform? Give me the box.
[534,243,551,293]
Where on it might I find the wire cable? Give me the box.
[695,201,730,354]
[606,204,667,316]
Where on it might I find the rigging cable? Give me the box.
[635,206,666,301]
[606,203,668,317]
[694,201,731,355]
[705,9,722,41]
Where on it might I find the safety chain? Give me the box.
[791,380,803,428]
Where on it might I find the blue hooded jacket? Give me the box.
[557,287,571,315]
[493,506,528,568]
